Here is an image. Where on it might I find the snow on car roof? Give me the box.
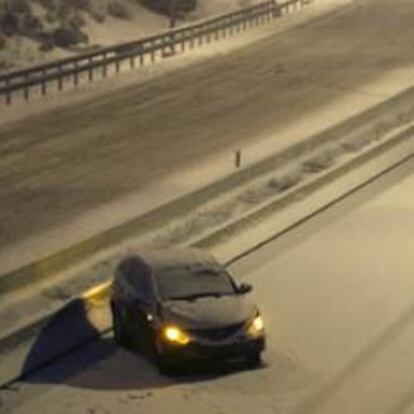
[124,248,220,273]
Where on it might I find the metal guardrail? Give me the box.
[0,0,310,105]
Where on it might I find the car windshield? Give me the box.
[155,265,236,301]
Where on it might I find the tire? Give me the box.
[157,357,175,375]
[154,339,178,375]
[112,301,131,349]
[246,351,262,368]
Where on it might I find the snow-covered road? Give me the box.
[1,150,413,414]
[3,0,414,272]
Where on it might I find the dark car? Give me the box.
[110,248,266,372]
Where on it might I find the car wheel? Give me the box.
[246,351,262,368]
[112,301,131,349]
[153,338,177,375]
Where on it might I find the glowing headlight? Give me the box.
[246,314,265,337]
[162,325,192,345]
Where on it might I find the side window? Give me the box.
[124,272,154,303]
[119,256,154,303]
[138,274,155,303]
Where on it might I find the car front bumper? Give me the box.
[159,336,265,363]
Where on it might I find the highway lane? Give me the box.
[0,157,413,413]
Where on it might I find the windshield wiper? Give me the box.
[168,292,224,301]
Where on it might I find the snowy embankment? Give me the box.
[0,0,260,71]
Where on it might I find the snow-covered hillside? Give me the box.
[0,0,257,71]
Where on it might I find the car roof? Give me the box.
[118,248,222,279]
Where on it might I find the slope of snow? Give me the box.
[0,0,261,70]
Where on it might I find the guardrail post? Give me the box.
[180,32,185,52]
[214,26,220,41]
[57,64,63,91]
[88,58,93,82]
[102,54,108,78]
[189,30,194,49]
[73,62,79,87]
[151,42,156,63]
[115,57,121,73]
[198,29,203,46]
[168,32,176,56]
[24,75,29,102]
[5,79,11,105]
[248,12,253,27]
[161,36,166,56]
[139,49,144,66]
[41,69,47,95]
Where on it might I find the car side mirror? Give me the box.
[238,282,253,295]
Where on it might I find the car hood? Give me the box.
[161,294,256,329]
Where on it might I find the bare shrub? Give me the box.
[38,0,58,11]
[44,10,57,24]
[55,3,71,24]
[37,31,55,51]
[21,14,43,36]
[89,6,106,23]
[52,26,88,47]
[107,0,131,19]
[140,0,196,15]
[0,34,6,49]
[0,12,19,36]
[68,11,86,29]
[70,0,91,10]
[9,0,31,14]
